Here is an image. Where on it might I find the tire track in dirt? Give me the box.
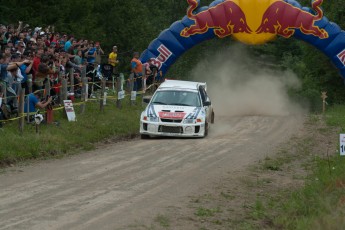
[0,115,304,230]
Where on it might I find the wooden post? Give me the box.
[321,91,328,113]
[45,78,51,97]
[80,66,87,114]
[3,81,7,104]
[18,89,25,134]
[116,74,122,109]
[100,79,106,112]
[27,74,33,93]
[129,73,134,106]
[27,91,30,123]
[69,68,74,96]
[61,78,68,101]
[69,68,75,101]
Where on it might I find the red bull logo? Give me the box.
[338,49,345,67]
[180,0,251,38]
[256,0,328,39]
[148,45,172,69]
[180,0,329,44]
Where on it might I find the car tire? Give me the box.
[204,122,209,137]
[211,111,215,124]
[141,134,150,139]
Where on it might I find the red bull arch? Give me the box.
[140,0,345,78]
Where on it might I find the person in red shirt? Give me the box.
[32,47,44,91]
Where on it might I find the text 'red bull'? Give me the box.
[148,45,172,70]
[256,0,328,39]
[180,0,251,38]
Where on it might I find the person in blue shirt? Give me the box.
[64,36,73,52]
[24,90,52,113]
[86,43,96,64]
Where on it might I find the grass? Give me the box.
[0,97,143,166]
[154,214,170,228]
[257,105,345,229]
[195,207,222,217]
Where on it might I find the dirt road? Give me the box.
[0,115,304,230]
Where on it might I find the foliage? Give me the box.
[1,0,345,106]
[0,100,142,165]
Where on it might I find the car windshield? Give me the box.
[151,90,201,107]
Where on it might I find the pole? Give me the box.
[116,74,122,109]
[100,78,106,112]
[45,78,51,97]
[69,67,74,101]
[61,78,68,101]
[3,81,7,104]
[27,91,30,123]
[80,66,87,114]
[27,74,33,93]
[129,73,134,106]
[18,89,25,134]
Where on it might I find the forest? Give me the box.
[1,0,345,109]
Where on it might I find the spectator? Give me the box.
[108,45,119,75]
[64,36,73,52]
[74,50,83,65]
[86,42,96,64]
[131,52,143,91]
[18,54,34,93]
[131,51,143,76]
[94,42,104,65]
[24,90,52,114]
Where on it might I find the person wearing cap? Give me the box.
[108,46,119,75]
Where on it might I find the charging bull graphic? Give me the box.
[141,0,345,79]
[256,0,328,39]
[180,0,252,38]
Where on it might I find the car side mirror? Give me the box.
[143,96,151,104]
[203,101,211,106]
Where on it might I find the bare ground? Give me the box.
[0,115,308,230]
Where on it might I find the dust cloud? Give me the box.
[191,45,306,116]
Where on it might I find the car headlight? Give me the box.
[149,117,159,122]
[183,119,195,124]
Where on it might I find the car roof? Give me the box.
[158,80,206,91]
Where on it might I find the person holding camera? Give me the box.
[24,90,52,114]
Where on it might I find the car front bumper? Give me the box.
[140,121,206,137]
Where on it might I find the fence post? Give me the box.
[99,79,106,112]
[61,78,68,101]
[3,82,7,104]
[69,67,74,101]
[45,78,51,97]
[26,91,30,123]
[18,89,25,134]
[129,73,134,106]
[27,74,33,93]
[80,66,87,114]
[116,74,122,109]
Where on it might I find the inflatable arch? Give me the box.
[140,0,345,78]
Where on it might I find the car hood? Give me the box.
[146,104,203,119]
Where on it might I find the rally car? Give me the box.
[140,79,215,138]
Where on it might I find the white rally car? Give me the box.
[140,80,215,138]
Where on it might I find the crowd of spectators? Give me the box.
[0,21,164,124]
[0,21,116,118]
